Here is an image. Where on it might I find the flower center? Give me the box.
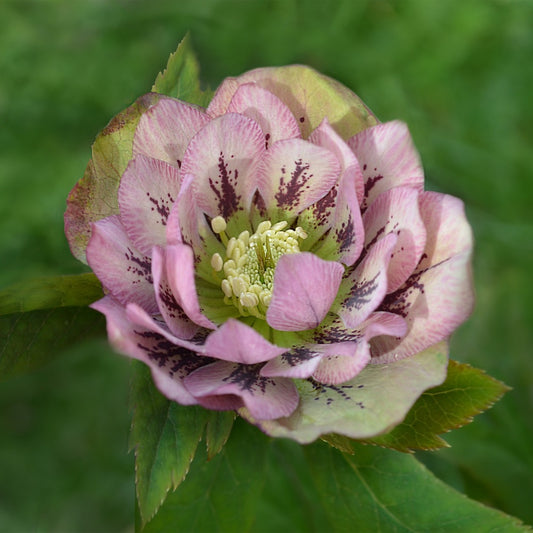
[210,216,307,319]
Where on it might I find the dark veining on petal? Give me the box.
[265,133,271,150]
[281,346,318,367]
[146,191,174,226]
[222,363,276,393]
[336,212,355,253]
[125,248,153,284]
[275,158,312,210]
[361,172,384,211]
[344,272,379,311]
[311,185,337,226]
[158,282,188,321]
[308,378,364,407]
[314,323,363,343]
[208,151,242,219]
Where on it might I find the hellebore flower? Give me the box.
[65,66,473,443]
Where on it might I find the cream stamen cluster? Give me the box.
[210,216,307,319]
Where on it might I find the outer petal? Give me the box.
[133,98,211,168]
[245,341,448,443]
[257,138,341,217]
[203,318,286,364]
[91,296,208,405]
[312,342,370,385]
[184,361,299,420]
[336,232,397,329]
[362,187,426,293]
[226,83,301,146]
[165,244,216,329]
[152,246,199,339]
[348,121,424,210]
[267,253,344,331]
[181,113,265,219]
[86,215,157,313]
[118,155,181,256]
[207,65,378,139]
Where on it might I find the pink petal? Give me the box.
[417,192,473,269]
[362,187,427,293]
[133,98,210,168]
[184,361,299,420]
[91,296,207,405]
[165,243,216,329]
[267,253,344,331]
[260,348,322,379]
[312,342,370,385]
[257,138,341,217]
[152,246,199,339]
[118,155,181,256]
[348,121,424,210]
[372,251,474,362]
[204,318,286,364]
[87,216,157,313]
[336,232,397,329]
[227,83,301,147]
[181,113,265,219]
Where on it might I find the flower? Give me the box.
[65,66,473,443]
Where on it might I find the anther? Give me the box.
[210,253,223,271]
[211,216,227,234]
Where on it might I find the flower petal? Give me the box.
[257,138,341,217]
[348,121,424,210]
[336,232,397,329]
[118,155,181,256]
[184,361,299,420]
[204,318,286,364]
[165,243,216,330]
[133,98,210,168]
[246,341,448,443]
[312,343,370,385]
[152,246,199,339]
[362,186,426,293]
[181,113,265,219]
[260,347,322,379]
[226,83,301,146]
[86,216,157,313]
[267,252,344,331]
[91,296,209,405]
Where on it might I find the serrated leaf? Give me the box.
[138,419,268,533]
[0,273,103,315]
[152,33,213,107]
[0,307,104,381]
[306,440,530,532]
[130,362,209,528]
[363,359,510,452]
[65,92,162,263]
[205,410,235,460]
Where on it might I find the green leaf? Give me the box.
[363,359,510,452]
[245,342,448,444]
[130,362,209,528]
[0,307,104,381]
[138,419,269,533]
[306,440,530,532]
[0,273,103,315]
[205,410,235,460]
[65,92,162,263]
[152,34,213,107]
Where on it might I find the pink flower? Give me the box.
[66,66,473,443]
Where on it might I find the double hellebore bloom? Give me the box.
[66,66,473,443]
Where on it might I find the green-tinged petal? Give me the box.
[245,342,448,443]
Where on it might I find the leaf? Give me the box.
[0,307,104,381]
[0,273,103,315]
[138,419,269,533]
[129,362,209,528]
[205,410,235,460]
[152,33,213,107]
[362,359,510,452]
[248,342,448,444]
[306,440,530,532]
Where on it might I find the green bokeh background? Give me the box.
[1,0,532,530]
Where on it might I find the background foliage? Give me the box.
[1,0,532,531]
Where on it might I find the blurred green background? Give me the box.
[1,0,532,530]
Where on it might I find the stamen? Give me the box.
[210,253,223,271]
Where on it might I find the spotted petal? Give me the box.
[226,83,301,146]
[181,113,265,219]
[133,97,210,168]
[267,252,344,331]
[118,155,181,256]
[86,216,157,313]
[184,361,299,420]
[348,121,424,210]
